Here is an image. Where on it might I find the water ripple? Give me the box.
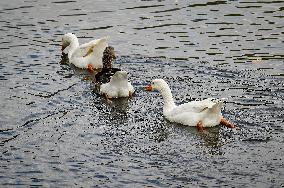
[0,0,283,187]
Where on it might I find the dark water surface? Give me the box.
[0,0,284,187]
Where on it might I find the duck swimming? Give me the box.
[146,79,236,130]
[61,33,113,71]
[100,71,135,100]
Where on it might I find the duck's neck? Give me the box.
[159,84,176,114]
[68,36,79,59]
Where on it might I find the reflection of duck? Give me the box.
[100,71,135,100]
[108,97,130,114]
[61,33,113,71]
[146,79,236,130]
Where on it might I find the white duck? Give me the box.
[146,79,236,129]
[61,33,108,71]
[100,71,135,99]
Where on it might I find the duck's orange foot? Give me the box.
[129,91,133,98]
[220,117,237,128]
[197,121,205,131]
[87,64,96,72]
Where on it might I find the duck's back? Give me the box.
[100,79,130,98]
[169,98,215,116]
[166,98,223,127]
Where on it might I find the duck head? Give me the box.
[61,33,77,51]
[146,79,168,91]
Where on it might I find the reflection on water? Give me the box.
[0,0,284,187]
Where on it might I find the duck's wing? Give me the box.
[71,37,108,59]
[71,37,109,69]
[171,98,221,115]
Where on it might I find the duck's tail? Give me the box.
[209,101,223,113]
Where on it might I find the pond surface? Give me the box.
[0,0,284,187]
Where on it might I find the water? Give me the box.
[0,0,284,187]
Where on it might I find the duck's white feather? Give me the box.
[62,33,108,69]
[100,71,134,98]
[62,33,79,59]
[169,98,219,115]
[166,100,223,127]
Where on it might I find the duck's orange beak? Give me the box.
[145,84,153,91]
